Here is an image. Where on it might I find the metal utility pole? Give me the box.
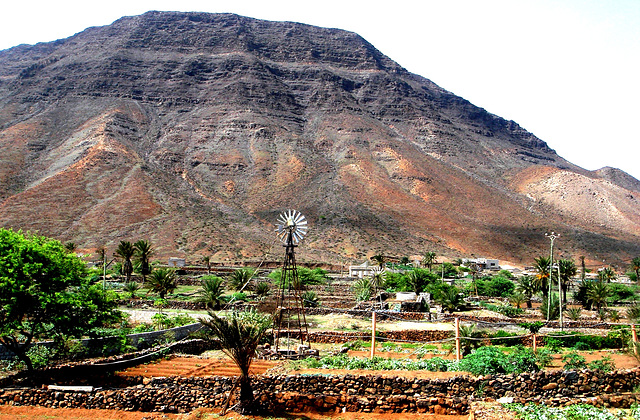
[545,232,559,322]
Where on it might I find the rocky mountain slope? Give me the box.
[0,11,638,266]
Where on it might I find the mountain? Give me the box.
[0,11,638,267]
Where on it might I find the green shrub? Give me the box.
[458,346,508,375]
[588,356,615,372]
[573,341,590,350]
[562,351,587,370]
[507,345,541,373]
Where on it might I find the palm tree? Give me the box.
[203,256,212,275]
[422,252,437,271]
[579,256,586,281]
[631,257,640,286]
[370,269,385,302]
[509,293,526,309]
[370,254,386,269]
[468,263,480,297]
[134,240,153,283]
[145,268,177,299]
[114,241,135,282]
[200,310,271,414]
[515,275,538,309]
[123,281,140,299]
[585,280,612,312]
[230,268,255,291]
[196,275,225,310]
[407,269,432,295]
[558,259,577,304]
[599,267,616,282]
[533,256,551,298]
[435,285,464,313]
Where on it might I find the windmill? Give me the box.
[273,209,311,354]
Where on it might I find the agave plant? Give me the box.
[565,306,582,321]
[255,282,271,298]
[301,290,319,308]
[352,278,373,302]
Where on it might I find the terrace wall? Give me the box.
[2,367,639,414]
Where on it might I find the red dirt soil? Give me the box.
[0,405,468,419]
[117,356,279,377]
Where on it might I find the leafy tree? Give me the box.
[0,229,119,370]
[134,240,153,283]
[196,275,225,310]
[474,275,515,297]
[145,268,177,299]
[269,267,326,290]
[515,275,538,308]
[422,252,437,270]
[200,310,272,414]
[114,241,135,282]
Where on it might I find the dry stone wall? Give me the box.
[2,368,640,414]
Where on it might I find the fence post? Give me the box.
[371,311,377,360]
[455,317,461,361]
[632,324,638,355]
[532,333,537,353]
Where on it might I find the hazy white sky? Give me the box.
[2,0,639,179]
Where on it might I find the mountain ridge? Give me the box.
[0,11,638,266]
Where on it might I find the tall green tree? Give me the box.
[0,229,119,370]
[558,259,577,303]
[406,268,434,294]
[533,256,551,298]
[200,310,271,414]
[134,240,153,283]
[631,257,640,286]
[114,241,135,282]
[145,268,177,299]
[515,275,538,308]
[370,254,386,268]
[597,267,616,283]
[422,252,437,271]
[585,280,612,312]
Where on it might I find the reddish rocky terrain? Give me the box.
[0,11,638,265]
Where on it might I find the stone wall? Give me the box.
[307,330,452,344]
[2,367,639,414]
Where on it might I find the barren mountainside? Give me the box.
[0,11,638,266]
